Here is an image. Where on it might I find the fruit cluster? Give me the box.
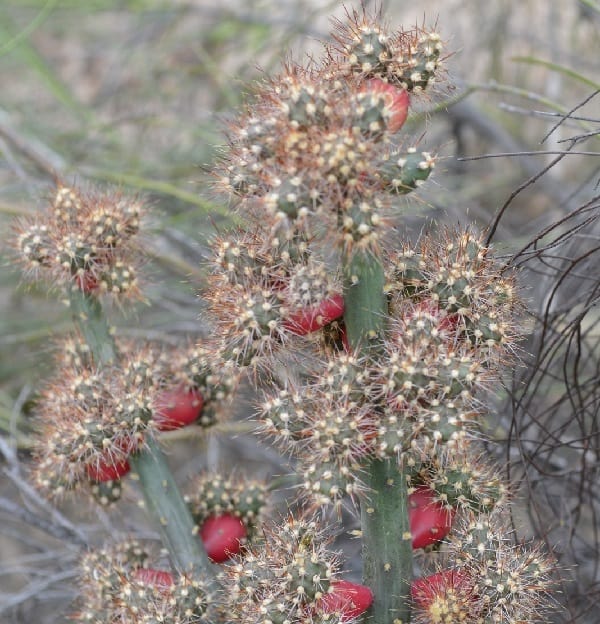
[14,184,143,296]
[74,541,214,623]
[208,10,444,369]
[222,516,373,624]
[202,6,557,624]
[31,336,236,504]
[251,228,515,514]
[411,514,555,624]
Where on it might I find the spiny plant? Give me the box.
[11,5,559,624]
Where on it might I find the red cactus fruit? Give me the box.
[75,272,99,294]
[318,579,374,620]
[409,486,455,549]
[411,569,472,620]
[339,322,351,352]
[363,78,410,133]
[86,455,131,483]
[412,299,459,334]
[133,567,174,590]
[154,386,204,431]
[284,294,345,335]
[200,513,247,563]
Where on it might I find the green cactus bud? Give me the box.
[90,479,123,507]
[98,261,137,295]
[53,185,82,225]
[259,388,311,444]
[18,223,53,267]
[302,458,361,506]
[393,31,443,92]
[57,234,97,274]
[379,149,435,194]
[287,85,328,127]
[346,26,392,75]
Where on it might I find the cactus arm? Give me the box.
[343,252,413,624]
[68,287,215,576]
[130,437,216,575]
[360,459,412,624]
[68,287,117,365]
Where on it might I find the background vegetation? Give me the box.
[0,1,598,622]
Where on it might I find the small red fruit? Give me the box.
[155,386,204,431]
[411,569,469,608]
[318,579,373,620]
[339,322,351,352]
[86,455,131,483]
[409,486,455,549]
[75,271,99,294]
[133,567,174,590]
[363,78,410,133]
[411,300,459,334]
[284,294,345,335]
[200,513,247,563]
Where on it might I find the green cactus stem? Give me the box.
[361,459,412,624]
[343,251,413,624]
[131,436,215,575]
[343,250,386,350]
[68,288,117,365]
[68,287,215,577]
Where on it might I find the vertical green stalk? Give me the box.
[69,288,214,576]
[360,459,412,624]
[343,251,413,624]
[68,289,117,365]
[130,437,215,575]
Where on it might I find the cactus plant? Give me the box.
[10,6,559,624]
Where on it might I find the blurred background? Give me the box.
[0,1,598,622]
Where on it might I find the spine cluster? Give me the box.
[31,333,236,504]
[75,541,215,623]
[14,184,143,297]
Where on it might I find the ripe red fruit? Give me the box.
[411,299,459,334]
[411,569,468,608]
[75,271,99,294]
[86,454,131,483]
[409,486,455,549]
[339,322,351,352]
[154,386,204,431]
[439,312,459,333]
[200,513,247,563]
[284,294,345,335]
[133,567,174,590]
[363,78,410,133]
[318,579,374,620]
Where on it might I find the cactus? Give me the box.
[11,6,560,624]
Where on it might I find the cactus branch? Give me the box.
[360,459,412,624]
[342,251,413,623]
[68,288,117,365]
[130,437,216,575]
[68,288,215,577]
[342,250,387,350]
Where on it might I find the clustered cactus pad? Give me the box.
[14,184,144,297]
[12,6,559,624]
[30,330,236,504]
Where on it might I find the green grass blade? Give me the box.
[0,6,92,123]
[511,56,600,91]
[85,167,238,220]
[0,0,57,57]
